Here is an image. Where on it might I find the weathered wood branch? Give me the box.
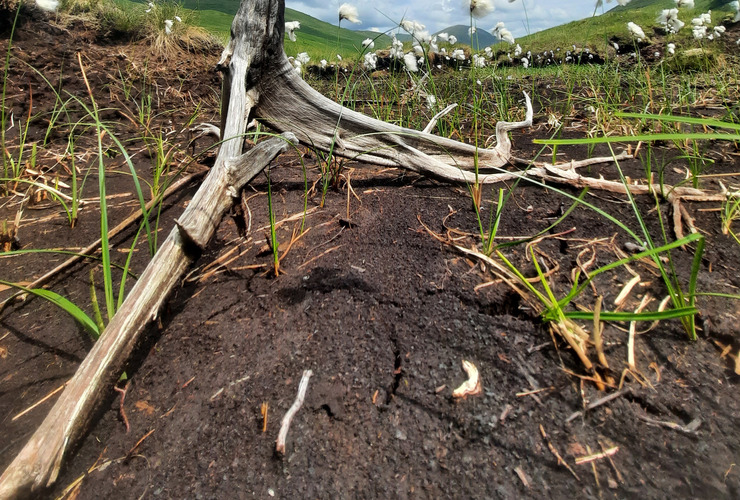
[1,0,298,494]
[176,137,296,248]
[0,134,292,499]
[250,60,533,183]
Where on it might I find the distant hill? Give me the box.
[131,0,737,62]
[128,1,391,58]
[437,25,499,49]
[518,0,737,53]
[395,25,501,49]
[280,8,392,58]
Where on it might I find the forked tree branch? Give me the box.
[248,57,533,183]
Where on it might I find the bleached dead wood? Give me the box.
[0,135,292,499]
[250,67,532,183]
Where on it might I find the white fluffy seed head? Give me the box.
[338,3,361,24]
[468,0,494,19]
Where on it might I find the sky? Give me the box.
[285,0,608,38]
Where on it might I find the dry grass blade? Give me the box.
[255,206,319,232]
[127,429,156,458]
[592,296,608,369]
[636,414,702,435]
[447,243,538,309]
[11,383,68,422]
[575,446,619,465]
[539,425,580,481]
[297,244,342,270]
[551,320,605,391]
[614,273,641,308]
[627,294,651,370]
[565,387,631,423]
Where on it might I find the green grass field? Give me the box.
[519,0,737,53]
[157,0,738,61]
[125,0,392,59]
[118,0,733,64]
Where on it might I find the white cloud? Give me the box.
[286,0,599,38]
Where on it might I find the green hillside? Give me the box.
[438,24,499,50]
[124,0,737,63]
[128,1,391,59]
[518,0,737,53]
[280,9,392,61]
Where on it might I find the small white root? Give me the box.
[189,122,221,139]
[276,370,313,455]
[614,274,641,307]
[422,103,458,134]
[452,360,482,398]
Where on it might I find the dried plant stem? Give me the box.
[539,424,580,481]
[276,370,313,455]
[565,388,632,423]
[11,383,67,422]
[627,294,651,369]
[575,446,619,466]
[552,320,605,391]
[592,296,609,370]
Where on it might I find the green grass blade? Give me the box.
[67,94,156,256]
[266,168,279,275]
[117,222,144,309]
[0,248,134,274]
[497,188,587,250]
[103,129,156,255]
[535,133,740,146]
[36,289,101,340]
[484,162,643,243]
[686,235,705,341]
[495,250,551,306]
[89,269,106,334]
[529,245,560,318]
[0,279,100,339]
[95,121,115,321]
[614,112,740,132]
[558,232,703,308]
[564,307,698,322]
[691,292,740,300]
